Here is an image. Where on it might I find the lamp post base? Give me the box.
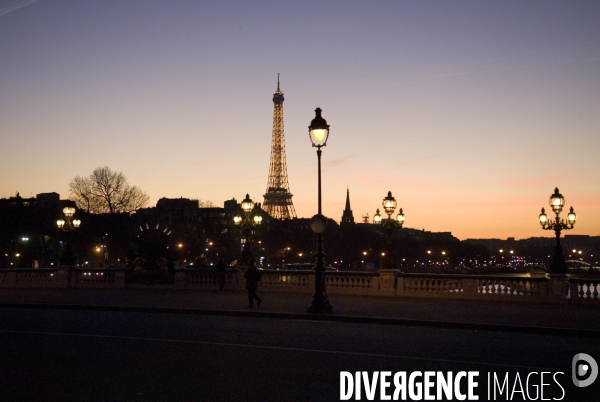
[307,296,333,314]
[60,243,75,266]
[549,258,568,274]
[549,239,567,274]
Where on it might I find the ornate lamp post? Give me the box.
[539,187,576,274]
[233,194,263,265]
[307,107,332,314]
[373,191,405,269]
[56,206,81,265]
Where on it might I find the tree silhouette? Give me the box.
[69,166,149,214]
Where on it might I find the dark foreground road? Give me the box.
[1,307,599,401]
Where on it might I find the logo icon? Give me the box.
[572,353,598,387]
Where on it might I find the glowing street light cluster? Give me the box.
[373,191,405,269]
[56,207,81,231]
[538,188,576,274]
[56,206,81,266]
[233,194,263,265]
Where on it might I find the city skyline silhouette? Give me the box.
[1,1,599,239]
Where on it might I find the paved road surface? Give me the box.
[1,307,599,401]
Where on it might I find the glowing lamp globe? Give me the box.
[396,208,405,226]
[308,108,330,147]
[241,194,254,213]
[567,207,576,226]
[63,206,76,217]
[373,209,382,225]
[549,188,565,214]
[538,208,548,226]
[382,191,397,216]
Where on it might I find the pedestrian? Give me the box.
[216,257,226,290]
[244,259,262,307]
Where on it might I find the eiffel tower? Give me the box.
[263,75,297,220]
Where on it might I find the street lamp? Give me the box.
[233,194,263,265]
[56,206,81,265]
[374,191,405,269]
[307,107,332,314]
[373,209,382,225]
[539,187,576,274]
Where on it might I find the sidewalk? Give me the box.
[1,288,599,336]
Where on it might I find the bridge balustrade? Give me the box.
[0,266,598,305]
[569,278,600,303]
[72,268,126,288]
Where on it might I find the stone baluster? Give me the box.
[378,269,398,296]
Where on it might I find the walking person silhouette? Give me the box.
[216,257,226,290]
[244,259,262,307]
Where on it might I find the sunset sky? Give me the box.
[1,1,599,240]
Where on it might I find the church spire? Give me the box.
[341,187,355,225]
[345,188,351,210]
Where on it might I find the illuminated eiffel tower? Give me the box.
[263,75,297,220]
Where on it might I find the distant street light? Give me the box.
[539,187,576,274]
[13,236,31,268]
[307,107,332,314]
[56,206,81,266]
[233,194,263,265]
[373,191,405,269]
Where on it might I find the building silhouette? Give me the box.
[262,75,297,220]
[340,188,355,226]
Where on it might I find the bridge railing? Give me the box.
[71,268,127,288]
[0,266,597,304]
[246,270,379,295]
[0,268,69,288]
[397,273,549,302]
[174,268,239,290]
[569,278,600,303]
[257,270,312,293]
[325,271,378,295]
